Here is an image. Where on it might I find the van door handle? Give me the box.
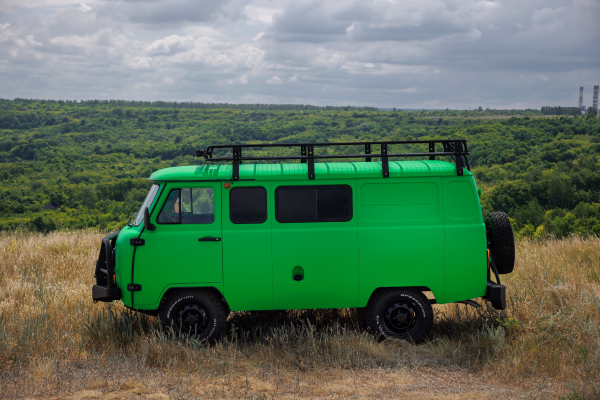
[198,237,221,242]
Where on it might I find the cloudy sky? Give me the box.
[0,0,598,109]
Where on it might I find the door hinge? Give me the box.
[130,238,145,246]
[127,283,142,292]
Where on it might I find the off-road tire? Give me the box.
[159,289,227,341]
[365,289,433,344]
[485,212,515,275]
[353,307,368,330]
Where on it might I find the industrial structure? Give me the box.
[579,86,585,112]
[594,86,599,112]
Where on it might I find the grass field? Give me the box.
[0,230,599,399]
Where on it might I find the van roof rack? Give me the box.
[196,139,470,181]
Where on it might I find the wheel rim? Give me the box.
[174,302,209,336]
[383,301,418,335]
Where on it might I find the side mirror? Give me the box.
[143,207,156,231]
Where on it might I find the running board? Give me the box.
[456,300,481,308]
[429,299,481,308]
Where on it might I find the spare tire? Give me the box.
[485,212,515,275]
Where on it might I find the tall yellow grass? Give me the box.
[0,230,598,398]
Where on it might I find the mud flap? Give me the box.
[484,281,506,310]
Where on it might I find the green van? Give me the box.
[92,140,514,343]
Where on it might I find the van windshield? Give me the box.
[133,184,160,227]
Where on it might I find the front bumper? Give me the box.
[92,284,121,302]
[92,230,121,303]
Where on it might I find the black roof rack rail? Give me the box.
[196,139,470,181]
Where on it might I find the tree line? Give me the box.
[7,98,378,111]
[541,106,582,116]
[0,99,598,236]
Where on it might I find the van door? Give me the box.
[222,182,273,311]
[271,182,359,310]
[442,177,487,303]
[133,183,223,308]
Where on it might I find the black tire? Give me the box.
[353,307,368,330]
[159,290,228,341]
[485,212,515,275]
[365,289,433,344]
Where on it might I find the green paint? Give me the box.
[443,177,488,302]
[148,160,470,182]
[222,181,274,311]
[112,160,487,311]
[114,225,140,308]
[271,180,359,310]
[357,177,446,305]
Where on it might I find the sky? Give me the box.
[0,0,598,109]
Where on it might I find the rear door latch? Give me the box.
[127,284,142,292]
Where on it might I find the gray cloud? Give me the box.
[265,0,478,43]
[265,1,351,43]
[0,0,598,108]
[94,0,246,26]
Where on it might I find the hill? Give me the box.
[0,98,599,237]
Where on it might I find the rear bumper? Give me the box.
[92,285,121,302]
[484,281,506,310]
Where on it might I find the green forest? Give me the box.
[1,98,599,238]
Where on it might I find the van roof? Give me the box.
[148,160,471,182]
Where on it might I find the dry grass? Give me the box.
[0,230,598,399]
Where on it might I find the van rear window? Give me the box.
[275,185,352,223]
[230,187,267,224]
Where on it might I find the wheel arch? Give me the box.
[161,286,231,314]
[364,286,434,307]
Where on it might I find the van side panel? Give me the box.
[271,179,359,310]
[222,182,274,311]
[442,177,487,303]
[357,178,446,306]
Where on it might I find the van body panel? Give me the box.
[133,182,223,308]
[110,159,489,312]
[357,178,446,306]
[222,181,274,311]
[442,177,487,303]
[271,179,359,310]
[148,161,470,182]
[114,225,141,308]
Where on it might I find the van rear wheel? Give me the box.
[365,289,433,344]
[159,290,227,341]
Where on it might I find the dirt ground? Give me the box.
[12,366,558,400]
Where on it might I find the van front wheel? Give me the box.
[159,290,227,341]
[366,289,433,344]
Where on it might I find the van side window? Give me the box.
[275,185,352,223]
[230,187,267,224]
[157,188,214,224]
